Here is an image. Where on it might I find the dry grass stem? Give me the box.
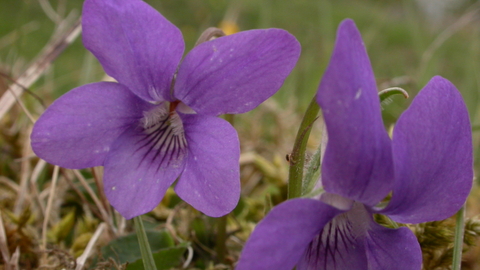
[72,170,115,234]
[62,169,101,218]
[0,176,19,193]
[0,18,81,120]
[41,165,60,262]
[38,0,63,24]
[9,247,19,270]
[14,129,34,215]
[75,222,107,270]
[5,85,35,123]
[91,167,112,221]
[28,159,47,217]
[0,214,11,269]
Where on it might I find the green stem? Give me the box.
[452,205,465,270]
[215,215,227,263]
[288,97,320,199]
[134,216,157,270]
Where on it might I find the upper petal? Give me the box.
[381,76,473,223]
[82,0,184,102]
[103,120,187,219]
[316,19,393,205]
[174,114,240,217]
[31,82,152,169]
[236,199,342,270]
[174,29,300,116]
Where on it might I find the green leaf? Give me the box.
[302,138,322,196]
[100,230,175,264]
[126,243,189,270]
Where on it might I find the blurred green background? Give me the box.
[2,0,479,111]
[2,0,480,135]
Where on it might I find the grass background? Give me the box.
[1,0,480,269]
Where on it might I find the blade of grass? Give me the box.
[134,216,158,270]
[452,205,466,270]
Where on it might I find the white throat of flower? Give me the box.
[139,102,187,167]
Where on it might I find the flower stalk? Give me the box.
[134,216,157,270]
[288,97,320,199]
[452,205,466,270]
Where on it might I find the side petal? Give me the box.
[316,19,393,205]
[103,124,187,219]
[174,29,300,116]
[236,199,342,270]
[381,76,473,223]
[174,114,240,217]
[82,0,184,102]
[31,82,151,169]
[365,224,422,270]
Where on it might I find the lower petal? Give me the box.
[237,199,342,270]
[174,114,240,217]
[298,203,369,270]
[31,82,152,169]
[298,203,421,270]
[365,223,422,270]
[103,123,187,219]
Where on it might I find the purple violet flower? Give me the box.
[30,0,300,219]
[236,19,472,270]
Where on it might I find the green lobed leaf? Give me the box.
[126,243,189,270]
[100,230,175,264]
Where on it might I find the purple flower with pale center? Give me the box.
[30,0,300,219]
[236,19,472,270]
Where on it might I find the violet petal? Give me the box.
[82,0,184,102]
[174,29,300,116]
[365,223,422,270]
[236,199,342,270]
[297,203,370,270]
[316,19,393,206]
[103,121,187,219]
[381,76,473,223]
[31,82,151,169]
[174,114,240,217]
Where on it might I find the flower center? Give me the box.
[302,203,370,268]
[139,102,187,168]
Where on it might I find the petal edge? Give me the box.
[382,76,473,223]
